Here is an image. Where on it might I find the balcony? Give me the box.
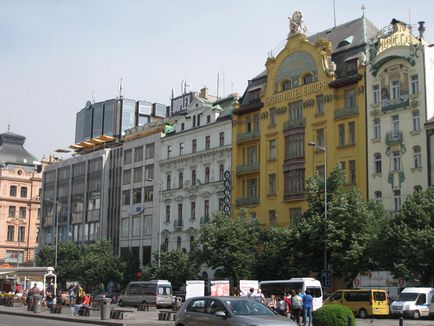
[385,130,403,145]
[236,162,260,175]
[334,106,359,119]
[236,196,259,207]
[381,95,409,113]
[200,216,210,225]
[236,129,260,143]
[283,118,305,130]
[173,219,183,231]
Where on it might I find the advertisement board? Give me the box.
[186,280,205,300]
[210,280,230,296]
[239,280,258,295]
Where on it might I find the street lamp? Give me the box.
[308,141,328,280]
[146,178,162,268]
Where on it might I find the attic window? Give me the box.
[337,35,354,48]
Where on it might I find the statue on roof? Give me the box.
[288,11,307,37]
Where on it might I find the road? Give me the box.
[0,314,96,326]
[356,318,433,326]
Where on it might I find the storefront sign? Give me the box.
[265,80,327,106]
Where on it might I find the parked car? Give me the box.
[91,290,120,304]
[175,296,296,326]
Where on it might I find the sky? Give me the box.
[1,0,433,160]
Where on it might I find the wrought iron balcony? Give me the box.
[381,95,409,112]
[283,118,306,130]
[334,106,359,119]
[236,129,260,143]
[236,196,259,207]
[236,162,260,175]
[385,130,403,145]
[173,219,183,231]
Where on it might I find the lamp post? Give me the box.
[308,141,328,280]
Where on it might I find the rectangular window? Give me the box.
[290,208,302,226]
[191,202,196,220]
[207,115,211,124]
[18,226,24,242]
[349,160,356,184]
[132,216,140,237]
[373,119,381,139]
[338,124,345,146]
[374,191,382,203]
[197,114,201,126]
[373,85,380,103]
[143,215,152,236]
[193,115,196,127]
[7,226,14,241]
[246,115,252,132]
[345,88,356,108]
[123,169,131,185]
[10,186,17,197]
[145,164,154,180]
[19,207,26,219]
[269,108,276,127]
[122,190,130,206]
[165,205,171,223]
[121,218,129,238]
[144,186,153,202]
[284,168,305,196]
[192,139,197,153]
[204,200,209,218]
[288,100,303,120]
[316,128,325,147]
[316,94,324,114]
[393,189,401,211]
[167,145,172,159]
[269,210,276,227]
[8,206,16,218]
[179,142,184,155]
[392,115,399,131]
[253,113,259,131]
[391,80,400,99]
[181,122,185,131]
[132,188,141,204]
[412,111,420,131]
[374,153,382,174]
[205,135,210,150]
[177,204,183,225]
[348,121,355,145]
[145,143,155,159]
[285,133,304,160]
[411,74,419,94]
[134,146,143,162]
[393,151,401,171]
[269,139,276,160]
[20,187,28,198]
[414,147,422,168]
[268,174,276,196]
[124,149,132,165]
[219,132,224,147]
[247,178,258,197]
[246,145,257,164]
[316,165,325,179]
[133,167,142,183]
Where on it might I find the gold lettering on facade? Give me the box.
[377,31,414,54]
[265,80,327,106]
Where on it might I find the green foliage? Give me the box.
[313,305,355,326]
[192,211,260,284]
[120,248,141,287]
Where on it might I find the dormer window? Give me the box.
[337,35,353,48]
[249,89,260,101]
[281,79,292,91]
[302,72,314,85]
[346,58,358,74]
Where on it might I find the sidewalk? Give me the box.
[0,303,174,326]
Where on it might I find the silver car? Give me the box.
[175,296,296,326]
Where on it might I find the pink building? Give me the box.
[0,131,43,266]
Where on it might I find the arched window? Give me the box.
[10,185,17,197]
[302,72,314,85]
[189,236,195,252]
[219,164,224,181]
[192,170,196,186]
[166,174,171,190]
[20,187,28,198]
[177,236,182,250]
[205,167,210,184]
[163,237,169,251]
[281,79,292,91]
[179,172,183,188]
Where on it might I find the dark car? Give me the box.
[91,291,120,304]
[175,296,296,326]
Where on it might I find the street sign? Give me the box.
[322,270,332,288]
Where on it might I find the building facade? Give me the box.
[366,19,433,211]
[158,89,234,261]
[0,131,42,266]
[232,14,376,226]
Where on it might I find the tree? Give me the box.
[120,248,141,287]
[378,187,434,285]
[192,211,260,285]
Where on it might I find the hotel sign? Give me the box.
[265,80,327,106]
[377,23,416,55]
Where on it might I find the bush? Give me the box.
[313,305,355,326]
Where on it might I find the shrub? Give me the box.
[313,305,355,326]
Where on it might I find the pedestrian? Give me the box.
[302,289,313,326]
[68,285,74,307]
[251,288,265,304]
[284,292,292,317]
[290,289,303,325]
[267,294,278,311]
[73,291,90,316]
[275,296,288,316]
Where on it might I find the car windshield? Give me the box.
[225,299,275,316]
[397,293,418,301]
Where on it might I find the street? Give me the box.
[356,318,434,326]
[0,314,95,326]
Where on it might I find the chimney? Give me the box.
[200,86,208,99]
[418,21,426,40]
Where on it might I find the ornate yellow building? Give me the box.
[232,14,378,226]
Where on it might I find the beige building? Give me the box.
[0,131,43,266]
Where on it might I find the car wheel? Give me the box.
[118,300,124,307]
[358,308,368,319]
[413,310,420,319]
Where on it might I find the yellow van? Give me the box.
[324,289,389,318]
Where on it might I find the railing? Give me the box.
[236,162,260,175]
[381,95,409,112]
[385,130,403,145]
[236,129,260,143]
[283,118,305,130]
[334,106,359,119]
[236,196,259,207]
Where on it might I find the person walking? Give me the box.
[290,289,303,325]
[68,285,74,307]
[302,289,313,326]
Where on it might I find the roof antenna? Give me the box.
[216,73,220,99]
[333,0,336,27]
[118,78,123,99]
[7,122,11,132]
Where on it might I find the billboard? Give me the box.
[210,280,230,296]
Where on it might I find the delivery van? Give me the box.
[324,289,389,318]
[390,287,434,319]
[118,280,172,308]
[260,277,323,310]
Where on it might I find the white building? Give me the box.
[367,19,434,212]
[158,89,235,267]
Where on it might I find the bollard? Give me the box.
[399,317,404,326]
[33,295,42,313]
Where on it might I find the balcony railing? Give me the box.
[200,216,210,225]
[236,196,259,207]
[385,130,403,145]
[283,118,305,130]
[236,162,260,175]
[173,219,183,231]
[381,95,409,112]
[236,129,260,143]
[334,106,359,119]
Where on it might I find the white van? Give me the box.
[390,287,434,319]
[118,280,172,308]
[260,277,323,311]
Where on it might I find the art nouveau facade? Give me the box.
[158,90,234,259]
[366,19,434,211]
